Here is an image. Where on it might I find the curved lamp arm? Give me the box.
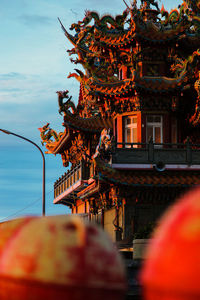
[0,129,45,216]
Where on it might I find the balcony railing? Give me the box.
[54,160,90,199]
[111,139,200,166]
[54,140,200,202]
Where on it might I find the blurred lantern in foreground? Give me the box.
[140,187,200,300]
[0,215,126,300]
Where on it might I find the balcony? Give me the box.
[111,140,200,170]
[54,160,90,205]
[54,140,200,205]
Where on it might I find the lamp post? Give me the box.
[0,129,45,216]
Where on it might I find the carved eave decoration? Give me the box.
[50,127,71,154]
[38,123,67,154]
[63,110,113,132]
[61,133,88,167]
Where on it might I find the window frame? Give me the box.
[146,115,163,147]
[124,115,138,148]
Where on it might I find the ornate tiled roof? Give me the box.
[88,74,186,97]
[135,20,189,43]
[95,20,189,46]
[95,158,200,186]
[63,111,113,132]
[62,9,191,48]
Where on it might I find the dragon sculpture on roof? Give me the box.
[38,123,64,153]
[56,90,77,115]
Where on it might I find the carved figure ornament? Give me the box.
[56,90,76,115]
[93,128,112,159]
[38,123,63,146]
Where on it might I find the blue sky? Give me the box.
[0,0,180,220]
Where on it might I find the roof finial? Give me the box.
[123,0,130,9]
[57,17,67,34]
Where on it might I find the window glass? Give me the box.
[146,115,163,146]
[155,127,161,143]
[126,117,131,125]
[147,116,153,123]
[154,116,161,122]
[132,128,138,143]
[147,127,153,142]
[124,116,137,147]
[126,128,131,143]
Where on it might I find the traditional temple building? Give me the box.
[40,0,200,246]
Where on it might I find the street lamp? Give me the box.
[0,129,45,216]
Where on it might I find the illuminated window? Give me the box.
[146,115,163,146]
[125,116,137,147]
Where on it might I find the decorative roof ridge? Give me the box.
[92,16,188,45]
[64,110,102,121]
[63,111,113,132]
[91,74,183,87]
[93,24,129,36]
[52,128,70,153]
[134,19,189,42]
[93,25,136,47]
[87,73,185,95]
[141,75,184,84]
[91,77,130,87]
[58,18,77,47]
[84,74,189,97]
[39,126,70,155]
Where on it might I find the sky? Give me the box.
[0,0,181,221]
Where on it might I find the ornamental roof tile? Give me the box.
[93,19,189,46]
[88,75,184,97]
[63,111,113,132]
[135,21,188,43]
[95,158,200,187]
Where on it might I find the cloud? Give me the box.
[0,72,52,104]
[19,14,54,26]
[0,72,26,80]
[0,72,30,101]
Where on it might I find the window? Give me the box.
[146,115,163,146]
[125,116,137,148]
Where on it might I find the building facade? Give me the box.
[40,0,200,247]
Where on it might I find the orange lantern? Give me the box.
[140,187,200,300]
[0,215,126,300]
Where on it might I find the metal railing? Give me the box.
[111,139,200,166]
[54,139,200,200]
[54,160,90,198]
